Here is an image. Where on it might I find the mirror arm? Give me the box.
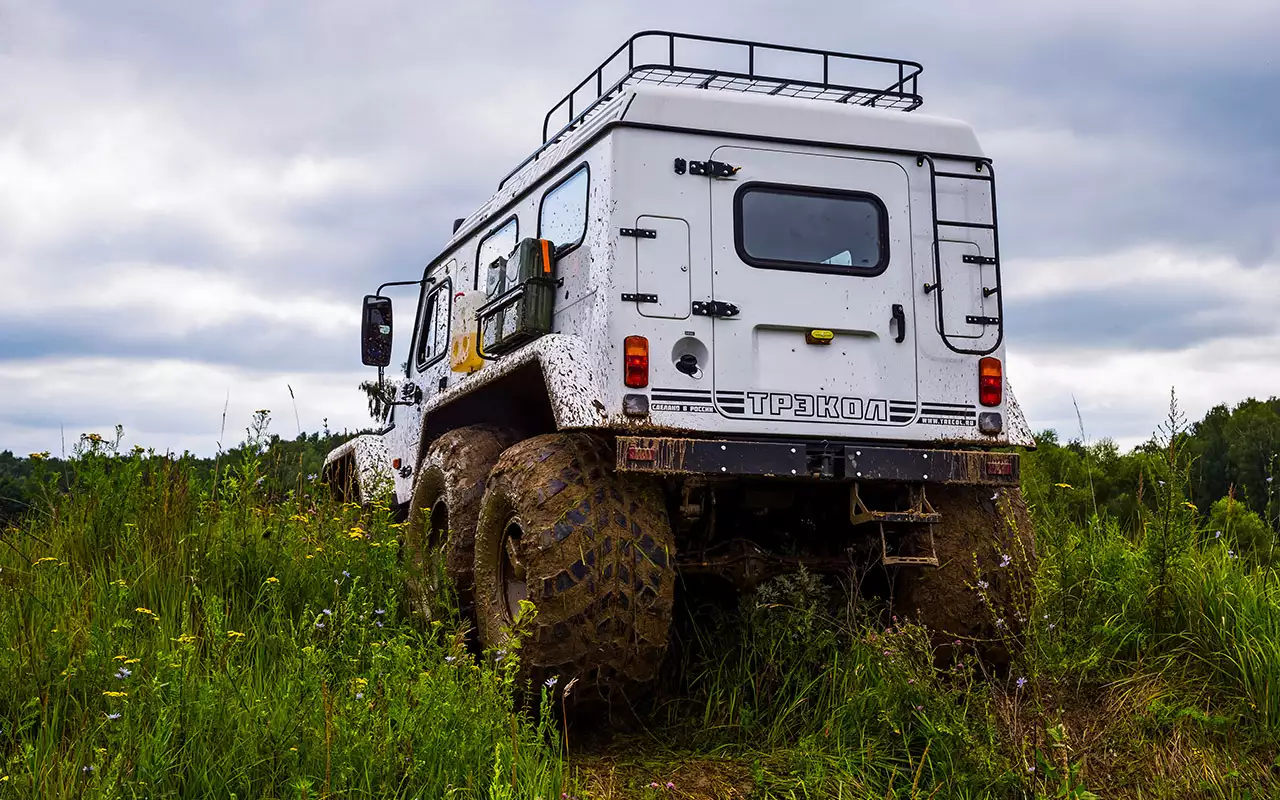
[375,276,434,296]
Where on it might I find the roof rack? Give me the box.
[500,31,923,189]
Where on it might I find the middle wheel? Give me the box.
[472,433,676,689]
[403,424,516,622]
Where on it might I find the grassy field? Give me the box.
[3,410,1280,798]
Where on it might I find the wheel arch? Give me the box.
[322,434,394,503]
[413,334,607,467]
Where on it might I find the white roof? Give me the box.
[450,84,983,249]
[621,84,984,159]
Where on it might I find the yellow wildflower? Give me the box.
[305,554,314,560]
[28,451,48,461]
[173,634,197,644]
[227,631,246,640]
[124,658,140,665]
[135,607,158,618]
[347,531,364,540]
[1182,501,1198,512]
[111,579,128,588]
[265,576,279,584]
[114,655,129,662]
[1053,483,1073,489]
[102,691,127,698]
[370,542,382,548]
[35,557,58,565]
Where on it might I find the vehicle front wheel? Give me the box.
[472,433,675,694]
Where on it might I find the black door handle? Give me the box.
[891,304,906,343]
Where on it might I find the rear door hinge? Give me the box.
[965,315,1001,326]
[962,254,997,265]
[620,227,657,238]
[687,160,741,179]
[692,300,740,318]
[622,293,658,303]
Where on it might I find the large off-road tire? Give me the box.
[403,425,517,621]
[895,485,1036,660]
[472,433,676,692]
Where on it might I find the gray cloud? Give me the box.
[1007,286,1278,352]
[2,0,1278,453]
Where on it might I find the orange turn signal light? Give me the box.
[979,357,1002,407]
[624,335,649,388]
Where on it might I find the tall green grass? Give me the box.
[0,434,562,799]
[4,415,1280,799]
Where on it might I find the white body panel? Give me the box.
[331,85,1033,504]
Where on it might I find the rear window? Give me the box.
[734,184,888,274]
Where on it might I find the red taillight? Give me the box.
[979,357,1002,407]
[624,335,649,388]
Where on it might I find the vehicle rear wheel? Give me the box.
[403,425,517,622]
[472,433,676,694]
[895,485,1036,662]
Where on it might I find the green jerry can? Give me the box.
[478,238,557,356]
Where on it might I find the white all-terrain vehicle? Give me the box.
[325,32,1035,690]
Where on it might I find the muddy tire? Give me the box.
[895,485,1036,660]
[403,425,517,621]
[473,433,675,692]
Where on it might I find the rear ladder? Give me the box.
[921,155,1004,355]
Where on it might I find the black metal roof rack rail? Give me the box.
[499,31,923,189]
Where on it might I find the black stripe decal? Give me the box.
[653,388,713,396]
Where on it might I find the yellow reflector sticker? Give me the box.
[805,329,834,345]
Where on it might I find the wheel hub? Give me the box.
[499,519,528,623]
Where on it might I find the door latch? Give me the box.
[687,160,741,179]
[692,300,740,318]
[891,304,906,343]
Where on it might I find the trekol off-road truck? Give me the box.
[325,32,1036,692]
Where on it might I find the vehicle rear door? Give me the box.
[707,146,917,428]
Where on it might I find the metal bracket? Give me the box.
[923,283,938,294]
[688,160,741,179]
[962,254,997,265]
[849,484,940,567]
[966,315,1001,326]
[673,158,687,175]
[622,293,659,303]
[620,228,657,239]
[982,286,1000,298]
[692,300,740,318]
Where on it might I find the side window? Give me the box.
[734,184,888,275]
[415,278,452,369]
[474,216,518,290]
[538,165,589,253]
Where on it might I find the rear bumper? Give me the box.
[615,436,1019,485]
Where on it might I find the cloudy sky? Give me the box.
[1,1,1277,456]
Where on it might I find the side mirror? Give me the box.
[361,295,393,367]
